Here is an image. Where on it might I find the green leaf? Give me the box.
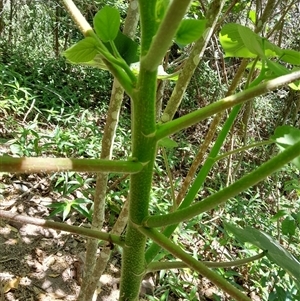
[47,202,65,219]
[266,61,300,90]
[225,223,300,284]
[73,198,93,204]
[72,204,92,221]
[47,202,64,209]
[237,25,265,57]
[219,23,281,58]
[290,67,300,90]
[281,49,300,65]
[265,60,300,90]
[63,37,98,63]
[248,10,256,24]
[71,54,108,70]
[94,6,120,42]
[282,216,296,236]
[270,209,287,222]
[175,19,207,46]
[271,126,300,168]
[156,0,171,24]
[104,31,139,65]
[62,203,71,221]
[266,59,289,77]
[48,207,64,218]
[291,212,300,224]
[158,137,178,148]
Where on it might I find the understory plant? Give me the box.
[1,0,300,300]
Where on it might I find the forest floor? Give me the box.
[0,171,129,301]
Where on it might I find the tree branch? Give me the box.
[156,70,300,140]
[0,156,143,174]
[0,210,124,247]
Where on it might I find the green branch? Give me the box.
[144,140,300,228]
[0,210,124,247]
[141,0,192,72]
[138,227,251,301]
[161,0,225,122]
[145,104,242,263]
[0,156,144,174]
[214,140,274,162]
[146,251,267,272]
[156,70,300,140]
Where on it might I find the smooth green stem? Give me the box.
[162,147,176,210]
[0,210,124,247]
[144,140,300,228]
[146,251,267,272]
[145,105,241,263]
[214,140,274,162]
[138,227,251,301]
[155,70,300,140]
[102,58,135,96]
[101,42,137,85]
[0,156,143,174]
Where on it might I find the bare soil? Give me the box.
[0,172,125,301]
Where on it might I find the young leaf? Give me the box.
[158,137,178,148]
[237,25,265,57]
[175,19,207,46]
[104,31,139,65]
[281,49,300,65]
[156,0,171,24]
[94,6,120,42]
[225,223,300,285]
[63,37,98,63]
[70,54,108,70]
[220,23,256,58]
[219,23,281,58]
[130,62,178,80]
[248,10,256,24]
[62,202,72,221]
